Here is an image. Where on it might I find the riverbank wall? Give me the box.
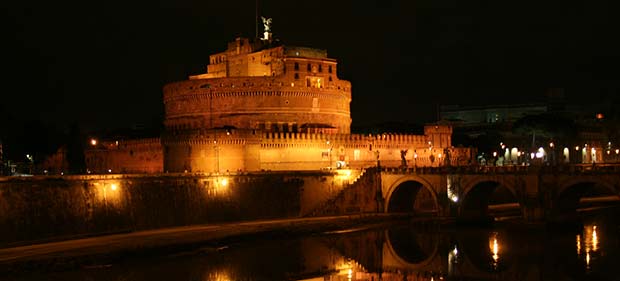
[0,170,374,247]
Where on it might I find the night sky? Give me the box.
[3,0,620,142]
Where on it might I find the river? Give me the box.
[5,207,620,281]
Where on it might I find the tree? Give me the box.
[512,113,577,148]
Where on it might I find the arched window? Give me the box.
[294,62,299,70]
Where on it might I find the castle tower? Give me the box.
[162,37,352,172]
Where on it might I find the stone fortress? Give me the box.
[85,25,473,174]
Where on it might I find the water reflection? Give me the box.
[489,231,500,269]
[576,224,601,270]
[4,209,619,281]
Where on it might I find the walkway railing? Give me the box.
[380,164,620,175]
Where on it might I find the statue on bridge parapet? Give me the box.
[400,149,408,169]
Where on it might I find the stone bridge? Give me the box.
[379,164,620,222]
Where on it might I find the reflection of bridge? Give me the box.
[323,225,600,281]
[378,164,620,222]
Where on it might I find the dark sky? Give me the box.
[3,0,620,133]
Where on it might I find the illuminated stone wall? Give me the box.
[0,171,361,246]
[159,125,465,173]
[85,138,163,174]
[163,76,351,134]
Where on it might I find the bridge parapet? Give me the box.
[379,164,620,175]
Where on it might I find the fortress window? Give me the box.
[318,65,323,72]
[294,62,299,70]
[328,65,332,73]
[307,64,311,71]
[294,73,299,80]
[329,76,333,82]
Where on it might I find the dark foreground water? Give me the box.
[5,208,620,281]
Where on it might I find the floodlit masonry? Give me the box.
[84,35,474,174]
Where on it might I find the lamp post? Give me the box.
[327,141,332,170]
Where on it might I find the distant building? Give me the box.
[440,94,619,164]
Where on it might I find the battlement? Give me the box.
[260,132,429,149]
[164,76,351,100]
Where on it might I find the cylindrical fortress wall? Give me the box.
[163,76,352,134]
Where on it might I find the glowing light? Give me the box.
[90,139,97,146]
[489,232,500,268]
[531,152,535,159]
[549,142,554,148]
[108,169,112,173]
[220,178,228,187]
[492,238,499,262]
[438,153,442,158]
[110,184,118,191]
[577,235,581,255]
[616,149,619,154]
[576,146,580,151]
[414,153,418,159]
[493,152,497,157]
[592,226,598,252]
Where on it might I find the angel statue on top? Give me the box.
[261,16,272,40]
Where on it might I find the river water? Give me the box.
[7,207,620,281]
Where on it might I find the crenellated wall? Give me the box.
[156,125,466,173]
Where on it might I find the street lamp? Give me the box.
[326,141,332,170]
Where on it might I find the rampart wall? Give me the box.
[159,127,469,173]
[85,138,163,174]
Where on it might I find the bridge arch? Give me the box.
[553,177,620,220]
[383,227,440,270]
[459,178,523,220]
[384,176,439,214]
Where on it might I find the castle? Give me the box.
[84,28,473,174]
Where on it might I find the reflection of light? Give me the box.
[489,232,500,268]
[448,245,458,275]
[592,226,598,252]
[579,224,600,270]
[206,270,231,281]
[347,268,352,281]
[492,238,499,262]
